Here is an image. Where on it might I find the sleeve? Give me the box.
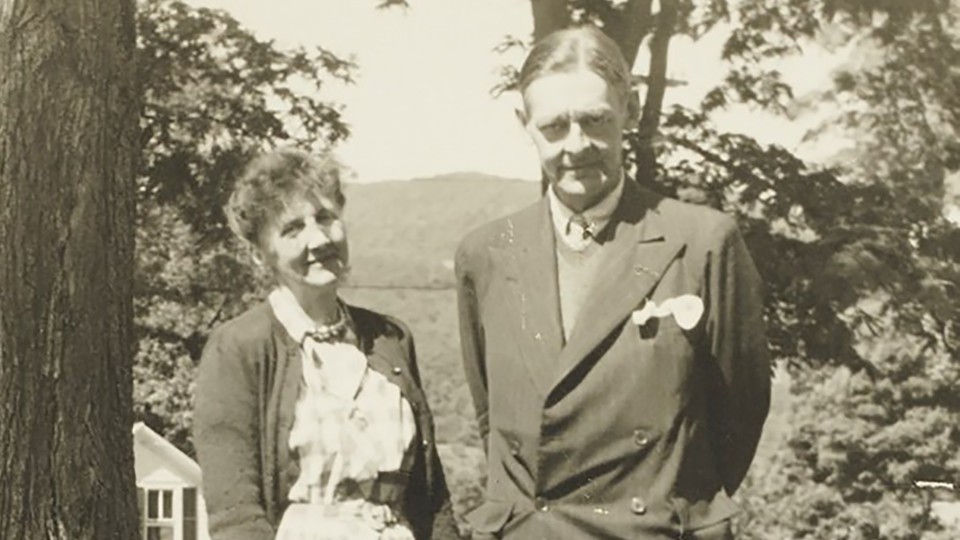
[399,328,463,539]
[454,241,489,453]
[703,217,773,496]
[194,327,275,540]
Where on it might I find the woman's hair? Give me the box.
[518,25,631,98]
[225,147,345,247]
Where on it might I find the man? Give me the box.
[455,26,771,540]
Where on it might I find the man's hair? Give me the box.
[518,26,631,98]
[224,147,345,247]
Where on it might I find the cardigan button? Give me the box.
[633,430,650,448]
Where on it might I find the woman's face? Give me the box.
[256,193,349,297]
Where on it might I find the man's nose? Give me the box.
[562,122,590,154]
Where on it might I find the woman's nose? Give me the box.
[303,222,331,249]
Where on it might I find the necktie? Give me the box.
[567,214,596,240]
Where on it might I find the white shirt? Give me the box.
[547,175,626,252]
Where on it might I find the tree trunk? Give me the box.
[600,0,654,69]
[531,0,570,41]
[635,0,677,187]
[0,0,139,538]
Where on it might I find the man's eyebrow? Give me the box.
[574,106,612,117]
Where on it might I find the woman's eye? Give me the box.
[316,212,339,225]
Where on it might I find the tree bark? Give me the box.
[531,0,571,41]
[600,0,654,69]
[0,0,139,538]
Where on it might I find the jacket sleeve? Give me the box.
[454,241,489,453]
[194,327,275,540]
[703,217,772,496]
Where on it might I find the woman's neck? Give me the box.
[288,283,341,326]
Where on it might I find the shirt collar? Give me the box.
[547,172,626,248]
[268,286,352,345]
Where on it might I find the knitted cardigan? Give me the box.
[194,301,459,540]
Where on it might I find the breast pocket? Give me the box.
[627,309,701,408]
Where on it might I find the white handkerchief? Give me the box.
[631,294,704,330]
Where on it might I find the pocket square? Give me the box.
[631,294,704,330]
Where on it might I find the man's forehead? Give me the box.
[523,71,624,117]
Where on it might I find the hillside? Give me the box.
[341,173,541,287]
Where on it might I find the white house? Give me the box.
[133,422,211,540]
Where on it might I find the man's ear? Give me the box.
[626,89,641,125]
[515,106,529,129]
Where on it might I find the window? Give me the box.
[182,487,197,540]
[143,489,175,540]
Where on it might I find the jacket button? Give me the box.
[630,496,646,515]
[392,366,402,375]
[633,430,650,448]
[535,497,549,512]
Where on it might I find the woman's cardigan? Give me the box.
[194,301,459,540]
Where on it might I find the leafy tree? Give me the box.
[132,0,356,453]
[0,0,140,537]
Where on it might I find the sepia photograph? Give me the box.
[1,0,958,539]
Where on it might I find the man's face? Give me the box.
[521,69,632,212]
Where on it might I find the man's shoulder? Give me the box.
[457,199,542,255]
[646,190,740,244]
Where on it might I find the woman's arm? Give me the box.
[396,321,464,540]
[194,326,276,540]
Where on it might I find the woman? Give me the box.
[194,148,459,540]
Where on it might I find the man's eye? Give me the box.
[582,114,608,127]
[540,121,565,135]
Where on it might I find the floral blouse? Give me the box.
[268,287,418,539]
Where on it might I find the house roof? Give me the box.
[133,422,202,485]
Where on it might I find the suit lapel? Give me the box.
[552,183,685,393]
[493,199,563,398]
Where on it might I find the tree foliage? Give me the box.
[133,0,356,453]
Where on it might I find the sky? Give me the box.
[185,0,849,183]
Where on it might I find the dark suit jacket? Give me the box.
[455,181,771,539]
[194,301,458,540]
